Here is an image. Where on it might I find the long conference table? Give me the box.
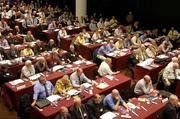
[30,73,131,119]
[3,61,96,110]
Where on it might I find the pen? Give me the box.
[131,110,139,117]
[141,106,148,111]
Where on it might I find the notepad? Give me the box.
[100,112,117,119]
[9,79,24,86]
[46,95,61,103]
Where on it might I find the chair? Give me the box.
[156,68,165,90]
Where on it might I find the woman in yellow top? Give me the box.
[53,75,73,96]
[114,38,124,49]
[20,45,34,57]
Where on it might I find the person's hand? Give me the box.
[165,80,171,86]
[31,101,36,107]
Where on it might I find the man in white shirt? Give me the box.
[134,75,155,96]
[163,63,180,93]
[70,68,91,88]
[21,60,35,79]
[98,58,119,76]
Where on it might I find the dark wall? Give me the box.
[87,0,180,29]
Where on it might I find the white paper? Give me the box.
[29,73,42,81]
[82,83,92,89]
[83,43,90,46]
[96,83,109,89]
[127,102,136,109]
[105,75,114,80]
[0,60,11,65]
[96,39,102,43]
[52,65,64,72]
[100,112,117,119]
[156,54,169,59]
[85,61,93,65]
[73,60,83,65]
[9,79,24,86]
[67,89,80,96]
[46,95,61,102]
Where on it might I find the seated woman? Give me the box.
[158,38,173,54]
[20,45,34,57]
[53,75,73,96]
[114,38,124,49]
[145,43,157,58]
[46,51,62,68]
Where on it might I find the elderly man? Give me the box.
[24,31,36,43]
[163,63,180,93]
[31,74,54,106]
[46,39,57,51]
[159,94,179,119]
[35,57,50,73]
[70,97,89,119]
[103,89,129,111]
[55,106,72,119]
[21,60,35,79]
[33,40,46,55]
[87,94,105,119]
[98,58,120,76]
[6,44,20,59]
[53,75,73,96]
[70,68,91,88]
[134,75,155,96]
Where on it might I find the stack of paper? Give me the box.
[100,112,117,119]
[105,75,114,80]
[82,83,92,89]
[73,60,83,65]
[9,79,24,86]
[29,73,42,81]
[46,95,61,102]
[52,65,64,72]
[67,89,80,96]
[96,83,109,89]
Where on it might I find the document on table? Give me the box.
[46,95,62,102]
[100,112,117,119]
[9,79,24,86]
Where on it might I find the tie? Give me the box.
[79,107,84,119]
[43,84,49,97]
[78,76,82,85]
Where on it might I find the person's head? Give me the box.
[177,55,180,62]
[36,39,41,45]
[27,31,32,35]
[171,27,175,31]
[112,89,120,100]
[171,57,178,63]
[82,29,86,33]
[70,45,75,52]
[77,68,83,76]
[38,74,46,85]
[49,39,55,45]
[59,106,69,117]
[25,60,32,68]
[173,63,179,70]
[38,57,45,63]
[10,44,15,48]
[61,75,69,85]
[93,94,102,104]
[74,97,81,107]
[105,58,112,64]
[143,75,151,84]
[169,94,179,106]
[9,33,13,37]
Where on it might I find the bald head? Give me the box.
[144,75,151,84]
[171,57,178,63]
[25,60,32,67]
[77,68,83,76]
[112,89,120,99]
[173,63,179,70]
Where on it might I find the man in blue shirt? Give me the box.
[31,74,54,106]
[103,89,130,111]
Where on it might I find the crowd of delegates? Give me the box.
[0,0,180,119]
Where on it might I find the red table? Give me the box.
[60,36,75,51]
[106,50,132,71]
[77,43,102,60]
[3,61,96,110]
[134,63,165,83]
[30,73,131,119]
[117,97,168,119]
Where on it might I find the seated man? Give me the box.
[106,40,116,52]
[55,106,71,119]
[7,33,20,45]
[98,58,119,76]
[86,94,106,119]
[53,75,73,96]
[35,57,50,73]
[134,75,156,96]
[70,97,89,119]
[20,45,34,57]
[6,44,20,59]
[33,40,46,55]
[46,51,62,68]
[96,42,109,61]
[46,39,57,51]
[31,74,54,106]
[159,94,179,119]
[103,89,129,111]
[163,63,180,93]
[21,60,35,79]
[24,31,36,43]
[158,38,173,54]
[70,68,91,88]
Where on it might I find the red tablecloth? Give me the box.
[175,80,180,98]
[117,97,167,119]
[60,36,74,51]
[134,64,165,83]
[31,73,131,119]
[77,43,102,60]
[107,51,132,71]
[3,62,96,110]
